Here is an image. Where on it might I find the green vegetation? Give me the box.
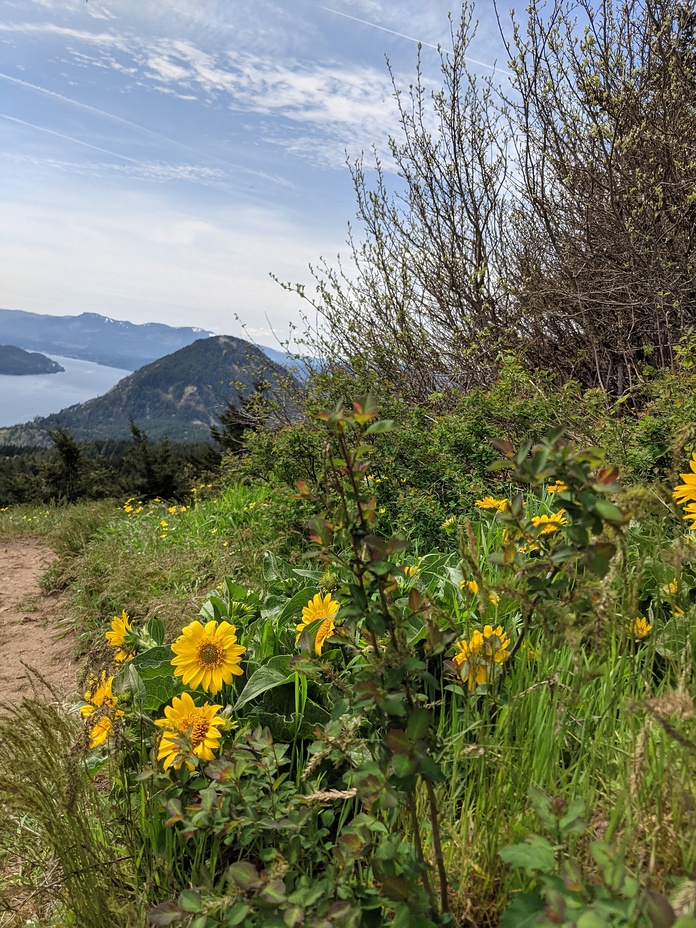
[0,334,294,445]
[0,345,63,375]
[0,383,694,927]
[1,2,695,925]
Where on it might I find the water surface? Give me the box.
[0,355,130,427]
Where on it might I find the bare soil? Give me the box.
[0,538,78,713]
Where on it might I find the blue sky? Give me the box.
[0,0,510,345]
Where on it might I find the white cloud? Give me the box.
[0,182,341,337]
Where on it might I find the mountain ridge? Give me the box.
[0,335,296,446]
[0,308,215,371]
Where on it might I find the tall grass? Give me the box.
[0,691,140,927]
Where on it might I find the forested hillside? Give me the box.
[0,335,295,445]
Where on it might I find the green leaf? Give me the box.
[258,878,288,905]
[225,903,252,926]
[499,836,556,873]
[148,902,182,926]
[576,911,611,928]
[145,617,165,646]
[178,890,203,913]
[559,798,587,835]
[263,552,283,583]
[407,708,431,742]
[499,892,545,928]
[365,419,396,434]
[283,904,305,927]
[128,645,174,670]
[592,499,626,523]
[226,861,262,891]
[586,542,616,578]
[113,647,182,711]
[276,588,317,626]
[235,656,293,711]
[381,875,412,902]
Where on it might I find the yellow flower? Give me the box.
[547,480,567,494]
[155,692,224,771]
[403,565,420,577]
[530,510,567,536]
[629,616,652,640]
[453,625,510,691]
[661,579,678,595]
[489,591,500,606]
[295,593,340,656]
[681,502,696,527]
[672,605,684,617]
[171,620,246,694]
[441,516,457,529]
[105,610,135,663]
[673,452,696,505]
[475,496,508,512]
[461,579,479,595]
[80,672,123,748]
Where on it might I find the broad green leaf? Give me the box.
[576,911,611,928]
[226,861,261,891]
[593,499,626,523]
[276,588,317,626]
[148,902,181,926]
[178,889,203,913]
[365,419,396,434]
[129,645,174,670]
[145,617,165,646]
[235,656,294,711]
[499,836,556,873]
[499,892,545,928]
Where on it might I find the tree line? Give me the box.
[0,401,258,507]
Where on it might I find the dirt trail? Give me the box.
[0,538,78,713]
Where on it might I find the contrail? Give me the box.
[0,71,193,150]
[0,71,292,186]
[0,113,141,162]
[319,6,513,76]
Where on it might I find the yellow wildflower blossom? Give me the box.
[673,452,696,506]
[80,672,123,748]
[453,625,510,691]
[295,593,340,656]
[530,510,567,536]
[628,617,652,640]
[105,610,135,663]
[155,692,225,771]
[475,496,508,512]
[171,620,245,694]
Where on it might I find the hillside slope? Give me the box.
[0,345,64,375]
[0,335,295,445]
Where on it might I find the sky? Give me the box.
[0,0,512,346]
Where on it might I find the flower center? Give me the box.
[198,640,224,666]
[180,713,209,747]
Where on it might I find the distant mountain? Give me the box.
[258,345,321,381]
[0,309,215,371]
[0,335,296,446]
[0,345,64,375]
